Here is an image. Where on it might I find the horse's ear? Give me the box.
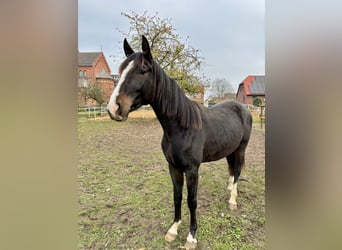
[142,35,153,63]
[124,38,135,57]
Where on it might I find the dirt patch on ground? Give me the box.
[246,125,265,171]
[78,118,265,249]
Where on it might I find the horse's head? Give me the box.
[107,35,154,121]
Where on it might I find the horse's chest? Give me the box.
[162,143,186,167]
[161,137,200,168]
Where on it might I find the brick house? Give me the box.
[78,52,117,106]
[236,75,265,105]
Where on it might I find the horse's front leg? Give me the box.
[184,168,199,249]
[165,164,184,242]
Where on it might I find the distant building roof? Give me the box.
[111,74,120,82]
[238,75,265,96]
[78,52,102,66]
[223,92,236,100]
[249,76,265,95]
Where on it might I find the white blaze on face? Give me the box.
[107,60,135,116]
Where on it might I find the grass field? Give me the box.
[78,117,265,249]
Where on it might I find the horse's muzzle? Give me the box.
[107,109,127,121]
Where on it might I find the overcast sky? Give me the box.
[78,0,264,93]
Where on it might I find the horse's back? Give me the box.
[201,100,252,162]
[203,100,251,128]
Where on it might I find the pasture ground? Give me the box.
[78,114,265,249]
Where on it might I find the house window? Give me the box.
[79,70,83,77]
[84,70,87,78]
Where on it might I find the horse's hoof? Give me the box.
[184,240,197,250]
[165,232,177,242]
[229,202,237,210]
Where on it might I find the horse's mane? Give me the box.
[151,60,202,130]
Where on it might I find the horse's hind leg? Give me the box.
[227,154,235,192]
[226,147,246,210]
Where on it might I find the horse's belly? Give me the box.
[202,132,242,162]
[202,144,236,162]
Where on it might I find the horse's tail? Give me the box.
[240,104,253,147]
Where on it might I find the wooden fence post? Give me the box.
[260,104,265,129]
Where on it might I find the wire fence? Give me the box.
[78,105,154,119]
[78,105,107,119]
[78,104,265,126]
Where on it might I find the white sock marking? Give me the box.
[168,220,182,235]
[186,232,197,243]
[228,176,234,191]
[229,182,238,204]
[107,60,134,115]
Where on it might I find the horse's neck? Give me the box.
[149,65,202,131]
[150,66,184,131]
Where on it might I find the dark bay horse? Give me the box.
[107,35,252,249]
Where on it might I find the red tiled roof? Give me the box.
[241,75,256,95]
